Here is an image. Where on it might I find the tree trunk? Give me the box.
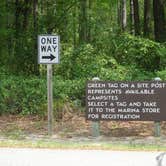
[87,0,92,42]
[14,0,22,72]
[33,0,38,32]
[153,0,166,42]
[133,0,140,35]
[15,0,20,36]
[79,0,87,43]
[6,0,11,56]
[130,0,134,34]
[22,0,31,31]
[33,0,39,75]
[41,0,44,14]
[6,0,9,30]
[73,0,77,47]
[122,0,127,31]
[117,0,121,28]
[144,0,151,37]
[46,0,53,33]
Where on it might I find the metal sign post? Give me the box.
[38,35,60,136]
[47,64,53,135]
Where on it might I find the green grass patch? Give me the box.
[0,139,166,151]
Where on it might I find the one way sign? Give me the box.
[38,35,60,64]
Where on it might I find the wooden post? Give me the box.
[154,77,161,137]
[91,77,100,137]
[47,64,53,136]
[92,121,100,137]
[154,122,160,137]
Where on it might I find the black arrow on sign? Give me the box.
[42,54,56,61]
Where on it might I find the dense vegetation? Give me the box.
[0,0,165,116]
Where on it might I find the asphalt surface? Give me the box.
[0,148,166,166]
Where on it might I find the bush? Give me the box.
[109,34,166,71]
[56,44,104,79]
[0,76,46,115]
[55,39,159,82]
[0,75,86,116]
[99,65,155,81]
[156,70,166,80]
[0,70,157,117]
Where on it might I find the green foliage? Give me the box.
[56,43,156,81]
[56,44,102,79]
[158,45,166,69]
[156,70,166,80]
[0,75,86,116]
[0,0,166,76]
[109,34,166,71]
[53,78,85,100]
[100,65,155,81]
[0,1,165,116]
[0,76,46,115]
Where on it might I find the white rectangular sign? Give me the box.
[38,35,60,64]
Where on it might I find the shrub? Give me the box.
[156,70,166,80]
[0,75,86,116]
[56,44,103,79]
[0,76,46,115]
[109,34,166,71]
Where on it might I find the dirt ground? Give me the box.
[0,111,166,140]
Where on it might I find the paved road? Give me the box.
[0,148,165,166]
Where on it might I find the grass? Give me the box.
[0,139,166,151]
[0,115,166,151]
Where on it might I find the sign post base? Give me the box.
[91,121,100,137]
[154,122,161,137]
[91,77,100,137]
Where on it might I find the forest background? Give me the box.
[0,0,165,118]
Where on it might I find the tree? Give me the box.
[117,0,121,28]
[15,0,20,36]
[133,0,140,35]
[72,0,77,47]
[22,0,31,31]
[144,0,151,38]
[122,0,127,31]
[153,0,166,42]
[33,0,39,75]
[1,0,166,76]
[79,0,87,43]
[130,0,134,34]
[87,0,92,42]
